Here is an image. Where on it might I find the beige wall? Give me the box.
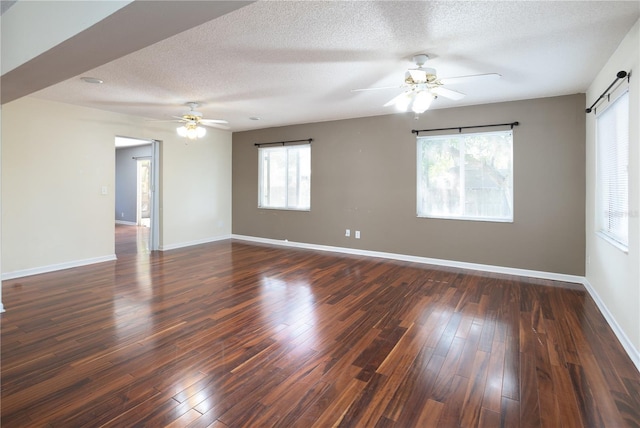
[1,97,231,276]
[586,20,639,357]
[233,94,586,276]
[160,127,232,249]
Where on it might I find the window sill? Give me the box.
[417,214,513,223]
[258,206,310,212]
[596,231,628,254]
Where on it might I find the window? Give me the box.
[417,130,513,222]
[596,90,629,249]
[258,144,311,210]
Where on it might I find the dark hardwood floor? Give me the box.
[1,226,639,427]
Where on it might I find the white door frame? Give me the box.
[150,140,160,251]
[115,136,160,251]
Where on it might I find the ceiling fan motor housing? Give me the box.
[405,67,438,85]
[412,54,429,66]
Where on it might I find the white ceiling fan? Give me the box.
[354,54,500,115]
[153,102,229,140]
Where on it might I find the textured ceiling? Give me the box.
[31,1,640,132]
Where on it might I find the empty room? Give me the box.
[1,1,639,427]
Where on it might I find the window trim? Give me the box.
[257,144,311,211]
[595,88,629,251]
[416,129,514,223]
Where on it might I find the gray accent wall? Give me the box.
[232,94,586,276]
[115,144,152,223]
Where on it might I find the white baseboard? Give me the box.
[231,234,585,284]
[160,234,232,251]
[582,279,640,372]
[115,220,137,226]
[1,255,117,281]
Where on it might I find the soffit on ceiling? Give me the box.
[0,0,18,15]
[31,1,640,132]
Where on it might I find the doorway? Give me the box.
[137,158,151,228]
[115,137,160,254]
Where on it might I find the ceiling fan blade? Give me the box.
[439,73,501,85]
[351,85,403,92]
[383,91,411,107]
[200,122,230,130]
[146,119,182,123]
[431,86,465,100]
[200,118,229,124]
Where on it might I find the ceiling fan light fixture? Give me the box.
[186,127,199,140]
[411,90,435,114]
[395,92,413,112]
[177,122,206,140]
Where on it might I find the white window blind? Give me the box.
[417,130,513,222]
[596,90,629,248]
[258,144,311,210]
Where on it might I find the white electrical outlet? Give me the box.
[355,230,361,239]
[345,229,351,237]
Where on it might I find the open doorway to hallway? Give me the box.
[115,136,159,255]
[137,158,151,228]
